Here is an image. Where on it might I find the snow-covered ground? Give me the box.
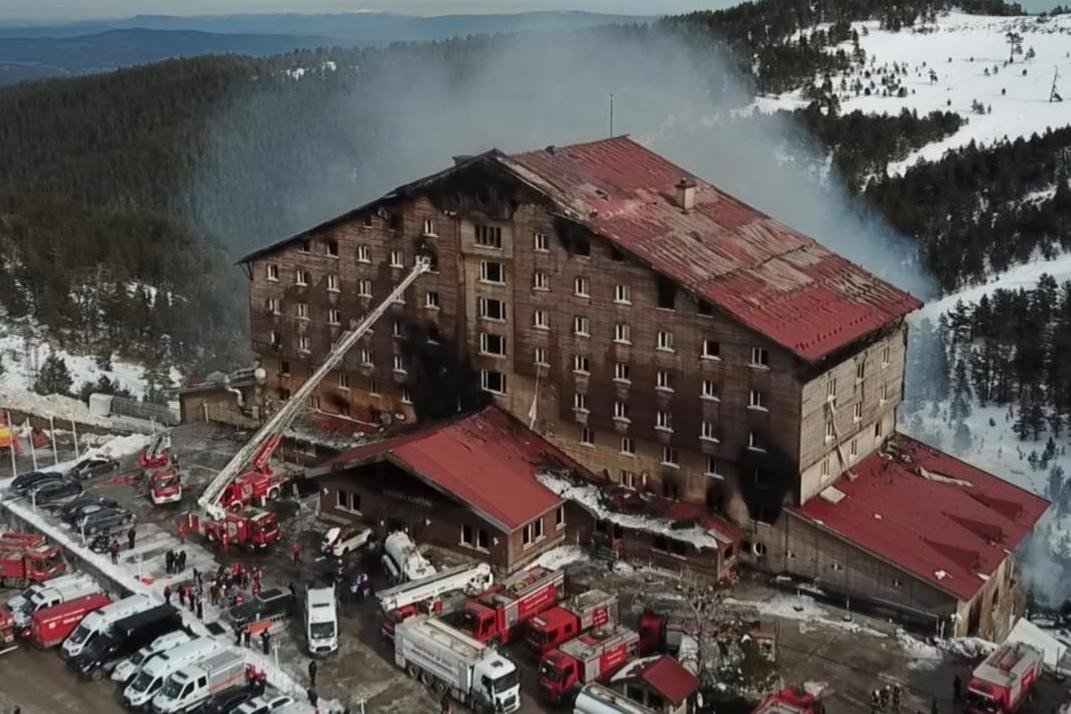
[756,11,1071,174]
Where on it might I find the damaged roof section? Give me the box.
[538,470,742,551]
[797,434,1049,600]
[322,406,575,532]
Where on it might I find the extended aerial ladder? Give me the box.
[377,562,494,638]
[197,259,431,522]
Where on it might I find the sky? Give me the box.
[0,1,731,23]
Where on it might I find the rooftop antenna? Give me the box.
[1051,66,1063,103]
[609,92,614,137]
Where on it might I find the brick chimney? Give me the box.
[675,177,696,212]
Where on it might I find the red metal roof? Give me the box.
[797,435,1048,600]
[614,655,699,707]
[506,137,922,362]
[323,406,569,532]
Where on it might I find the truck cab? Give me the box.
[0,544,66,586]
[112,630,192,683]
[305,586,338,656]
[475,655,522,713]
[458,600,500,643]
[147,468,182,505]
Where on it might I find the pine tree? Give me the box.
[950,358,973,421]
[33,353,73,397]
[953,421,972,455]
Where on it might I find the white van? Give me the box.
[112,629,192,683]
[61,593,154,660]
[150,649,246,713]
[9,573,100,628]
[122,635,220,710]
[304,586,338,656]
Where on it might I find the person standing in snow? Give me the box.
[165,549,174,575]
[163,585,172,605]
[127,526,136,550]
[109,539,120,564]
[308,659,318,687]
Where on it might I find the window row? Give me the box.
[580,427,769,458]
[266,289,442,319]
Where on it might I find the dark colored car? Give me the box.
[31,479,84,506]
[196,685,260,714]
[76,505,135,535]
[12,471,63,494]
[60,496,121,523]
[65,457,119,481]
[227,588,295,630]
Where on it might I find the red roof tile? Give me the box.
[506,137,922,362]
[613,655,699,706]
[323,406,570,531]
[796,435,1048,600]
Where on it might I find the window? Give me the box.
[481,369,507,395]
[656,331,675,352]
[533,272,549,291]
[480,333,506,357]
[656,277,676,310]
[620,436,635,455]
[337,373,350,389]
[461,524,475,547]
[609,246,626,262]
[705,456,722,478]
[295,270,310,286]
[269,330,281,348]
[368,377,379,396]
[701,420,718,442]
[357,279,372,297]
[702,339,720,359]
[534,232,549,252]
[614,323,631,344]
[391,284,405,305]
[656,371,672,391]
[480,261,505,284]
[389,250,404,268]
[296,302,309,319]
[328,308,341,325]
[474,224,502,249]
[266,297,281,314]
[748,431,764,452]
[661,447,679,467]
[522,518,544,546]
[427,326,440,344]
[850,438,859,459]
[614,284,631,304]
[298,335,310,353]
[655,410,671,431]
[882,345,891,367]
[856,361,866,381]
[325,239,339,257]
[701,380,719,400]
[580,427,595,446]
[572,236,591,257]
[308,394,320,410]
[359,349,373,366]
[555,506,565,530]
[853,403,863,422]
[299,239,311,253]
[821,457,830,477]
[614,401,630,420]
[573,354,590,374]
[614,363,631,382]
[573,393,588,412]
[573,315,590,337]
[401,388,412,405]
[425,291,440,309]
[749,389,767,410]
[827,378,837,400]
[280,360,290,375]
[477,529,490,550]
[478,297,505,321]
[880,384,889,404]
[697,299,714,316]
[393,355,406,373]
[533,310,549,329]
[534,347,548,367]
[335,489,360,513]
[621,470,636,488]
[422,219,436,236]
[825,421,835,441]
[356,245,370,263]
[362,214,373,228]
[874,421,884,439]
[574,276,590,297]
[267,264,279,281]
[327,274,340,292]
[751,347,769,367]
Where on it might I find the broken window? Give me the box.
[697,299,714,316]
[656,276,677,310]
[702,339,720,359]
[705,457,721,477]
[461,524,475,546]
[474,224,502,249]
[662,478,681,500]
[325,239,339,257]
[425,291,440,309]
[300,238,311,253]
[572,236,591,257]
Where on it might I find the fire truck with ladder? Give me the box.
[453,565,564,646]
[140,432,172,469]
[190,260,431,551]
[965,642,1043,714]
[377,562,494,639]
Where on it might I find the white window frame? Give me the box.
[705,456,723,479]
[337,372,350,390]
[533,272,549,291]
[821,457,830,477]
[613,401,630,421]
[356,244,371,263]
[357,279,372,297]
[661,446,679,468]
[574,276,590,298]
[474,224,503,249]
[480,369,507,395]
[853,402,863,422]
[534,232,549,252]
[614,284,631,304]
[613,362,631,383]
[882,345,891,367]
[700,420,719,442]
[401,387,412,405]
[267,264,279,281]
[267,297,281,315]
[656,331,675,352]
[579,427,595,446]
[479,260,505,285]
[748,431,765,452]
[656,371,672,392]
[701,339,720,360]
[621,470,636,489]
[423,218,436,237]
[702,380,719,401]
[880,384,889,404]
[856,361,866,381]
[326,274,340,292]
[359,349,373,366]
[825,420,835,442]
[573,393,588,413]
[328,308,341,325]
[613,323,631,345]
[750,347,770,368]
[389,250,405,268]
[533,310,549,330]
[573,315,590,337]
[425,291,440,309]
[295,270,310,287]
[478,297,506,322]
[534,347,548,368]
[620,436,635,456]
[850,438,859,459]
[655,410,672,432]
[393,355,406,374]
[296,302,309,320]
[325,239,339,257]
[573,354,590,375]
[480,333,506,358]
[748,389,767,411]
[827,378,837,400]
[298,335,311,353]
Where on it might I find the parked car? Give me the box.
[11,470,52,492]
[35,480,85,508]
[76,506,135,535]
[66,457,119,481]
[197,685,260,714]
[233,694,294,714]
[61,497,121,524]
[13,472,63,495]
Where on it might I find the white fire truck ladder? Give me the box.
[377,562,493,613]
[197,259,431,520]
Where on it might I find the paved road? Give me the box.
[0,646,124,714]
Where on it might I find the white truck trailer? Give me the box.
[10,573,100,628]
[574,683,658,714]
[394,615,521,713]
[150,649,247,713]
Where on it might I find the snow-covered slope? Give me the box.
[758,11,1071,174]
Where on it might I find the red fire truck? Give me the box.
[200,509,281,551]
[146,467,182,505]
[30,593,111,648]
[139,432,171,469]
[538,624,639,704]
[526,590,617,657]
[456,566,564,645]
[965,642,1043,713]
[0,603,16,655]
[637,609,698,656]
[219,435,289,511]
[752,687,825,714]
[0,537,66,587]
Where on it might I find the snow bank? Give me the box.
[896,629,944,670]
[530,545,589,570]
[0,388,112,427]
[941,636,998,659]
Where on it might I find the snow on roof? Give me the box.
[1006,617,1067,669]
[537,472,741,549]
[0,388,112,428]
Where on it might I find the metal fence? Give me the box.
[108,395,180,427]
